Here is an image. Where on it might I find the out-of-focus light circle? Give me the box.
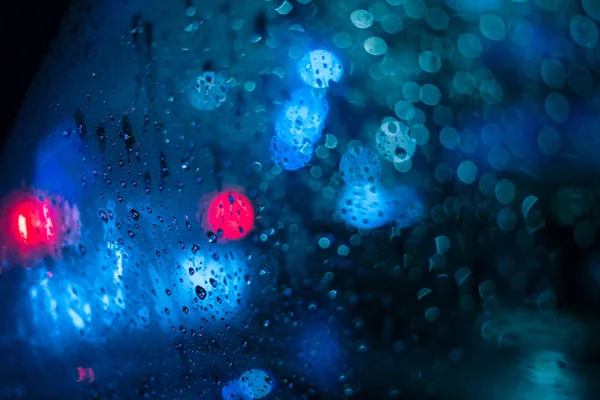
[222,379,251,400]
[269,134,313,170]
[570,14,599,48]
[189,71,228,110]
[339,146,382,187]
[207,191,255,240]
[239,369,273,399]
[457,160,478,184]
[0,189,75,267]
[337,185,390,230]
[297,50,343,88]
[582,0,600,22]
[274,88,329,146]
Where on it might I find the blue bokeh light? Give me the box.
[275,88,329,146]
[33,123,85,203]
[22,242,131,351]
[269,134,313,171]
[295,321,343,390]
[238,369,273,399]
[339,146,382,187]
[337,185,392,230]
[297,50,343,89]
[189,71,229,111]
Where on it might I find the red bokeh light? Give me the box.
[0,188,81,269]
[76,367,95,383]
[205,190,255,240]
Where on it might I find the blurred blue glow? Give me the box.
[337,184,424,230]
[296,322,342,390]
[297,50,343,89]
[238,369,273,399]
[222,379,252,400]
[33,123,85,203]
[339,146,382,188]
[269,134,313,171]
[23,243,130,350]
[275,88,329,146]
[136,248,249,334]
[337,184,391,230]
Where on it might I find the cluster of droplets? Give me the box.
[269,50,343,171]
[336,144,423,230]
[189,71,229,111]
[221,369,273,400]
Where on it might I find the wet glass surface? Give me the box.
[1,0,600,399]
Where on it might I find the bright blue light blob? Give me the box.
[23,245,129,351]
[337,184,391,230]
[238,369,273,399]
[269,134,313,171]
[33,123,85,202]
[339,146,382,187]
[222,380,252,400]
[297,50,343,89]
[296,322,342,390]
[275,88,329,146]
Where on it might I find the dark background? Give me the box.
[0,1,73,152]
